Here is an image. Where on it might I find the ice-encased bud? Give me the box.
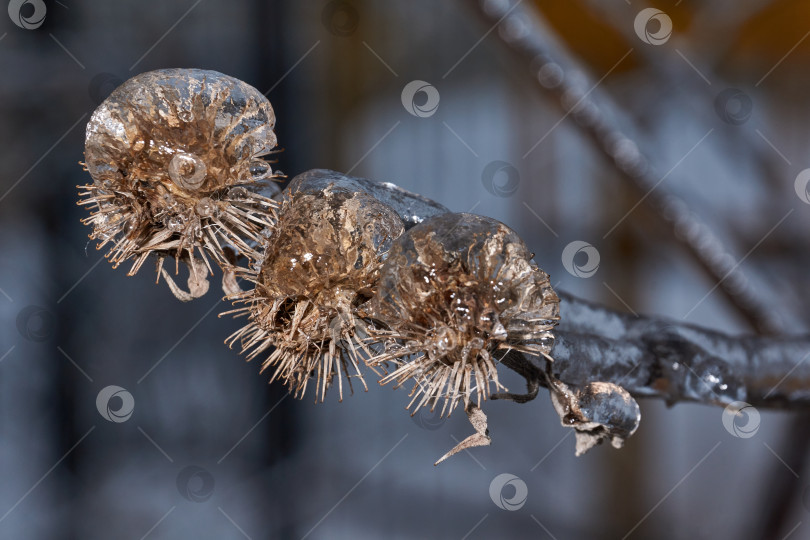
[373,212,559,346]
[78,68,279,288]
[85,68,277,191]
[368,212,560,415]
[258,185,406,304]
[227,184,405,402]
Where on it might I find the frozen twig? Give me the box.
[547,292,810,409]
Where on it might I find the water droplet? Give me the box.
[195,197,216,217]
[249,159,272,180]
[166,215,185,232]
[228,187,248,200]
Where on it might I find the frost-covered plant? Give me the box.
[224,184,404,401]
[366,212,560,417]
[79,68,280,300]
[76,69,660,464]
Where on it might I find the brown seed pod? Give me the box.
[367,212,560,416]
[78,68,280,300]
[224,185,405,401]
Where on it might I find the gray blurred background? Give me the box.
[2,0,810,538]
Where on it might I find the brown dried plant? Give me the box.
[224,185,405,401]
[366,212,561,417]
[78,68,280,300]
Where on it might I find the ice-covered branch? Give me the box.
[546,292,810,409]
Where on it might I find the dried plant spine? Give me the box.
[78,68,280,299]
[224,185,405,401]
[368,212,560,416]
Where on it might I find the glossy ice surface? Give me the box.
[287,169,449,229]
[227,185,405,401]
[367,212,560,415]
[373,212,560,347]
[258,185,405,305]
[85,68,277,193]
[79,68,279,276]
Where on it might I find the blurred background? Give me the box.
[2,0,810,538]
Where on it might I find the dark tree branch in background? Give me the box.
[584,0,788,194]
[472,0,785,334]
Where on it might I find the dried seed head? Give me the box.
[225,185,405,401]
[368,212,560,416]
[78,68,280,294]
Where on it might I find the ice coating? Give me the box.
[78,68,279,284]
[368,212,560,415]
[85,68,277,190]
[259,186,404,303]
[287,169,450,229]
[374,213,560,345]
[226,185,405,401]
[547,379,641,456]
